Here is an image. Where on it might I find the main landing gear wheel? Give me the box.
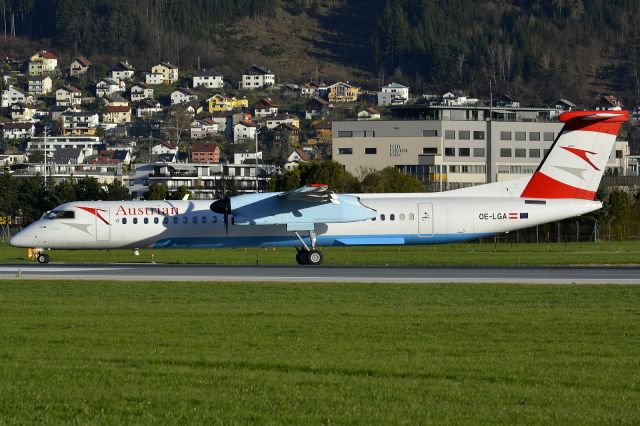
[36,252,50,264]
[296,249,323,266]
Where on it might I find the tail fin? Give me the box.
[520,110,628,200]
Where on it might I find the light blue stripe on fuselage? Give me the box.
[151,233,495,249]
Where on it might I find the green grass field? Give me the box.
[0,281,638,424]
[3,240,640,266]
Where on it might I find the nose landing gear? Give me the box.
[36,252,50,264]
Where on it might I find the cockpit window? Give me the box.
[44,210,75,219]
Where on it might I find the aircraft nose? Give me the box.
[10,232,26,248]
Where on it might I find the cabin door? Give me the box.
[418,203,433,237]
[95,208,111,241]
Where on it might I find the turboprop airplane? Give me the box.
[10,109,628,265]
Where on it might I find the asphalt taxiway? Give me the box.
[1,264,639,284]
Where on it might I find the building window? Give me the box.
[473,131,485,140]
[500,148,512,157]
[616,150,623,159]
[365,147,377,154]
[445,130,455,140]
[544,149,550,156]
[338,148,353,155]
[458,130,470,140]
[337,131,353,137]
[444,147,455,156]
[422,147,437,155]
[422,130,438,137]
[515,132,526,141]
[500,131,512,140]
[544,132,555,141]
[458,148,470,157]
[529,132,540,141]
[529,149,540,158]
[515,148,526,157]
[473,148,485,157]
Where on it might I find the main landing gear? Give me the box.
[294,231,324,266]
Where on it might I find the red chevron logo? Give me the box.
[77,206,110,225]
[560,146,600,171]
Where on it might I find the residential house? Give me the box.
[598,95,623,110]
[102,93,129,106]
[151,62,179,84]
[103,105,132,124]
[89,149,131,165]
[273,123,300,145]
[193,69,224,89]
[142,72,164,85]
[233,121,257,143]
[254,98,278,118]
[206,94,248,112]
[28,50,58,75]
[171,88,199,105]
[442,90,478,106]
[556,99,576,111]
[70,56,91,77]
[497,93,520,108]
[2,122,35,139]
[175,101,203,116]
[191,143,220,163]
[134,99,162,118]
[357,107,381,121]
[191,119,219,139]
[234,152,263,164]
[10,103,37,121]
[305,97,330,119]
[56,85,82,107]
[96,78,125,97]
[151,141,178,156]
[301,81,326,97]
[327,82,359,103]
[315,124,332,143]
[60,111,99,136]
[377,82,409,106]
[1,85,33,108]
[53,148,85,165]
[284,148,310,171]
[266,113,300,130]
[28,76,52,95]
[130,83,154,102]
[110,61,135,81]
[240,65,275,89]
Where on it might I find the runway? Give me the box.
[1,263,640,284]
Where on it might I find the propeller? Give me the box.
[210,196,231,235]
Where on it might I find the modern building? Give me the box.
[192,69,224,89]
[377,82,409,106]
[240,65,275,89]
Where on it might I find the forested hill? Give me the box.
[1,0,640,106]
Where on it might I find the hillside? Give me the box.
[0,0,639,106]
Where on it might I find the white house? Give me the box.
[442,90,478,106]
[284,148,310,171]
[233,121,257,143]
[1,85,33,108]
[377,82,409,106]
[110,61,135,81]
[103,105,132,124]
[266,113,300,130]
[2,122,36,139]
[301,81,326,97]
[28,76,52,95]
[28,50,58,75]
[130,83,154,102]
[193,69,224,89]
[10,103,37,121]
[134,99,162,118]
[170,88,198,105]
[56,85,82,107]
[357,107,381,121]
[96,78,125,97]
[254,98,278,118]
[241,65,275,89]
[143,72,164,85]
[151,141,178,156]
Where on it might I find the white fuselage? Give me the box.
[10,194,601,250]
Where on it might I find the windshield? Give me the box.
[43,210,75,220]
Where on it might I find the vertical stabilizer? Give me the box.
[520,110,628,199]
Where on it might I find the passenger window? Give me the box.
[202,216,207,223]
[122,218,127,224]
[154,217,159,224]
[192,217,198,224]
[399,213,405,221]
[212,216,217,223]
[380,214,385,221]
[173,217,178,224]
[390,214,395,221]
[409,213,415,221]
[133,218,138,224]
[162,217,169,224]
[183,217,188,224]
[144,217,149,224]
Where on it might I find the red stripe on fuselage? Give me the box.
[520,172,596,200]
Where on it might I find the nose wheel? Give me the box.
[36,252,50,264]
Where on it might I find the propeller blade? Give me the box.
[210,197,231,235]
